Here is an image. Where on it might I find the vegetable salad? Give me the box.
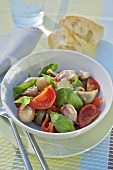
[13,63,103,133]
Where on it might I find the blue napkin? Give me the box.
[0,27,42,75]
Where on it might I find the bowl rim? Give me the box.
[1,49,113,139]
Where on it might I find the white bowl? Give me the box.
[1,50,113,139]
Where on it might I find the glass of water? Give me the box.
[9,0,44,28]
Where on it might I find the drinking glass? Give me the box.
[9,0,44,28]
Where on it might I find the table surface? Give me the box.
[0,0,113,169]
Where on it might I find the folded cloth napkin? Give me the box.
[0,27,42,75]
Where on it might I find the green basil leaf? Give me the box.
[40,63,58,76]
[56,88,83,110]
[13,79,37,95]
[50,111,75,133]
[72,80,82,88]
[41,73,55,86]
[14,96,31,109]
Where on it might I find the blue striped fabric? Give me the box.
[80,134,111,170]
[80,0,113,169]
[96,0,113,80]
[53,0,69,30]
[0,1,113,169]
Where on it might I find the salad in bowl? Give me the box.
[13,63,102,133]
[1,50,113,139]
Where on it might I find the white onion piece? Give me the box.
[21,77,39,84]
[36,77,49,91]
[60,104,77,124]
[18,106,35,123]
[79,70,90,80]
[58,70,78,81]
[75,89,98,104]
[23,86,38,97]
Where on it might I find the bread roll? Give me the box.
[48,28,82,52]
[59,16,104,47]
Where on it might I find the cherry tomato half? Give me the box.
[41,113,56,132]
[78,104,100,128]
[86,77,100,92]
[91,97,103,107]
[29,85,56,110]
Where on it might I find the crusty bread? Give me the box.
[59,16,104,47]
[48,28,83,52]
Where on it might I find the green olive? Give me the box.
[34,110,46,125]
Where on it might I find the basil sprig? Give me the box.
[72,79,82,88]
[50,111,75,133]
[56,88,83,110]
[41,73,55,86]
[13,79,36,96]
[39,63,58,76]
[14,96,31,109]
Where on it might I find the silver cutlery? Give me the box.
[0,107,49,170]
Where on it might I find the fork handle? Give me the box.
[9,118,33,170]
[26,131,49,170]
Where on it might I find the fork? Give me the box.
[0,107,49,170]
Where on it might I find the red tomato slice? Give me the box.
[86,77,100,92]
[29,85,56,110]
[41,113,56,132]
[91,97,102,107]
[78,104,100,128]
